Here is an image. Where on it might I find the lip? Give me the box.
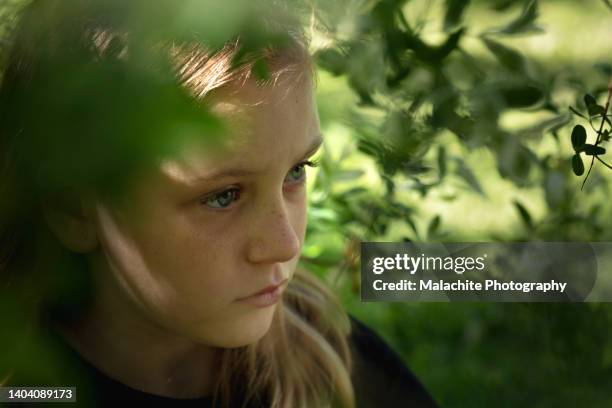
[238,279,288,308]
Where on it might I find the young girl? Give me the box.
[0,1,437,407]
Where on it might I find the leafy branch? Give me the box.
[569,77,612,190]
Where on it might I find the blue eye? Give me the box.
[285,160,318,184]
[201,188,240,209]
[201,160,318,209]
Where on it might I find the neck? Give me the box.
[52,267,220,399]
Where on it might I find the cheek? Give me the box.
[94,203,240,322]
[140,216,241,308]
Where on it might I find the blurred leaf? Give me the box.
[315,47,347,76]
[342,187,369,196]
[438,146,447,180]
[334,169,365,181]
[572,154,585,176]
[444,0,471,32]
[571,125,587,151]
[308,207,338,224]
[497,138,535,184]
[481,37,527,74]
[484,0,542,35]
[405,215,421,240]
[346,40,385,104]
[427,214,441,238]
[513,200,533,230]
[454,158,486,196]
[400,26,465,64]
[594,62,612,76]
[544,170,565,208]
[518,113,570,139]
[499,83,543,108]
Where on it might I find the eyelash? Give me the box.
[200,159,319,210]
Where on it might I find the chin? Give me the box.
[214,305,278,348]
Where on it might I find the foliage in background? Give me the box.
[569,88,612,189]
[0,0,611,407]
[301,0,612,407]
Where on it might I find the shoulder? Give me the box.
[347,314,439,408]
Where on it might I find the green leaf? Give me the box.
[584,94,606,116]
[500,84,543,108]
[497,139,535,185]
[584,94,597,107]
[583,144,606,156]
[485,0,542,35]
[594,62,612,76]
[438,146,447,179]
[544,170,565,209]
[444,0,471,32]
[315,48,347,76]
[342,187,368,196]
[571,125,587,151]
[569,106,587,119]
[427,215,441,238]
[572,154,585,176]
[517,113,570,140]
[481,37,527,73]
[307,207,338,224]
[513,200,533,230]
[454,158,486,196]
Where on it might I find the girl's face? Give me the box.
[88,73,322,348]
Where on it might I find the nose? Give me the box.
[245,193,302,265]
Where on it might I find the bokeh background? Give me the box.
[302,1,612,407]
[1,0,611,407]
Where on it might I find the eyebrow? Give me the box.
[165,135,323,187]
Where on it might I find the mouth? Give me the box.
[237,279,288,308]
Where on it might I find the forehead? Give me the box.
[157,73,320,183]
[213,72,315,141]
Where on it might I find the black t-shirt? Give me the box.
[7,315,438,407]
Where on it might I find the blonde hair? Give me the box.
[0,1,355,407]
